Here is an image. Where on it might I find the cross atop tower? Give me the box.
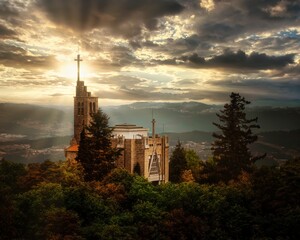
[74,54,82,82]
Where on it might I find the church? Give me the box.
[65,55,169,183]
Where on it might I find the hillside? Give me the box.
[104,102,300,132]
[1,102,300,139]
[0,102,299,163]
[1,129,299,164]
[0,103,73,138]
[170,130,300,166]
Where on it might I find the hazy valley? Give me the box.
[0,102,299,164]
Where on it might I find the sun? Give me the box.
[58,62,92,80]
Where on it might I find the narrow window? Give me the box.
[90,102,92,113]
[77,102,81,115]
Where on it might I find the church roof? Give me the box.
[66,144,78,152]
[114,123,146,130]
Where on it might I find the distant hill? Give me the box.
[104,102,300,132]
[165,129,300,167]
[0,103,72,139]
[1,102,299,164]
[1,129,299,164]
[104,102,219,133]
[164,131,214,145]
[0,101,300,139]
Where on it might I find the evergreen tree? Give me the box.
[76,129,93,180]
[211,92,263,182]
[76,108,121,181]
[169,141,187,183]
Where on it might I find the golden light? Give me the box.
[58,63,92,79]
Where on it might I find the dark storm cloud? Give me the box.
[207,50,295,70]
[274,63,300,80]
[199,22,245,42]
[185,0,300,43]
[135,35,210,56]
[0,43,57,69]
[86,44,148,71]
[127,33,214,62]
[206,78,300,100]
[0,0,29,29]
[0,24,17,39]
[36,0,184,37]
[109,45,139,67]
[0,0,20,20]
[181,53,205,65]
[159,50,295,70]
[240,0,300,20]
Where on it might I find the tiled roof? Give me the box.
[66,144,78,152]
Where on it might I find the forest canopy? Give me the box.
[0,158,299,240]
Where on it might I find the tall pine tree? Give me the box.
[76,108,121,181]
[211,92,264,182]
[169,141,187,183]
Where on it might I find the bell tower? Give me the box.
[73,54,98,143]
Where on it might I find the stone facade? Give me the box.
[73,80,98,144]
[65,55,169,183]
[111,124,169,183]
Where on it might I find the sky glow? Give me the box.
[0,0,299,106]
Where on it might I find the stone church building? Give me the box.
[65,55,169,183]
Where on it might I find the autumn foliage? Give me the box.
[1,158,299,240]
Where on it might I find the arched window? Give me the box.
[93,102,96,112]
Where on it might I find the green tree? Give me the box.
[20,160,65,190]
[76,129,93,181]
[15,183,65,239]
[185,149,202,181]
[41,208,83,240]
[211,92,263,182]
[185,149,200,170]
[0,159,26,193]
[0,160,26,239]
[132,201,163,239]
[169,141,187,183]
[76,108,122,181]
[250,158,300,239]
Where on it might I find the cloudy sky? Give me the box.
[0,0,299,106]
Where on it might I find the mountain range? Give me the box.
[104,102,300,133]
[0,102,299,163]
[1,102,300,139]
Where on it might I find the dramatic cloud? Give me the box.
[206,78,300,101]
[36,0,184,37]
[160,50,295,70]
[0,43,57,70]
[207,50,295,70]
[0,0,21,20]
[0,0,299,106]
[192,0,300,42]
[0,24,17,39]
